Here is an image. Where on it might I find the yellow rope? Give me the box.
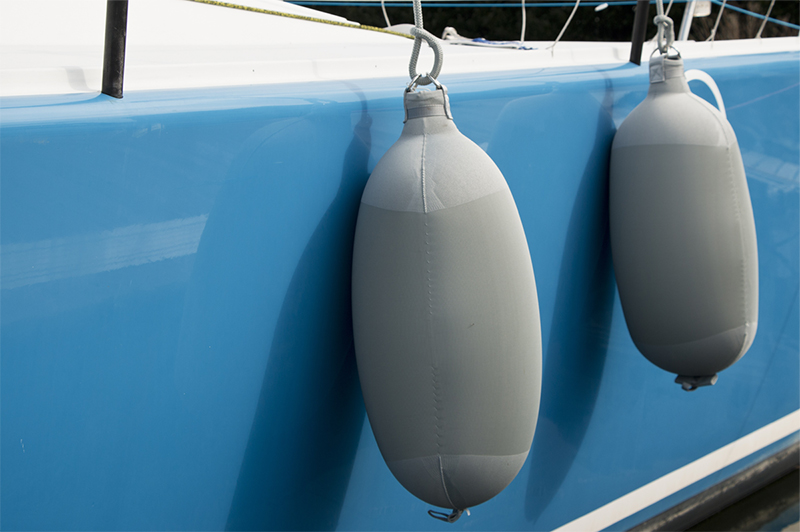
[186,0,414,39]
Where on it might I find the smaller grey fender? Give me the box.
[609,55,758,388]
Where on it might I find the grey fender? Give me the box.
[352,88,542,509]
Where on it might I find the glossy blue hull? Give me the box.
[1,51,798,530]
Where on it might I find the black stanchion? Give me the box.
[629,0,650,65]
[102,0,129,98]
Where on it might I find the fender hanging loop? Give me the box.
[649,44,681,60]
[428,509,464,523]
[406,72,444,93]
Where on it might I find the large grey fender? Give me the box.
[609,55,758,389]
[352,88,542,512]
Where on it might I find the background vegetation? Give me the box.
[313,0,799,43]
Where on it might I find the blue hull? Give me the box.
[1,51,798,530]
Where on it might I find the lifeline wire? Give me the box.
[185,0,414,39]
[381,0,392,26]
[285,0,800,30]
[548,0,581,50]
[708,0,798,31]
[706,0,726,41]
[755,0,776,38]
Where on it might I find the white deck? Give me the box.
[0,0,798,97]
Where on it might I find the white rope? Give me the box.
[408,0,444,85]
[520,0,527,42]
[706,0,726,41]
[381,0,391,27]
[653,0,675,55]
[548,0,581,51]
[412,0,424,38]
[647,0,674,43]
[756,0,776,38]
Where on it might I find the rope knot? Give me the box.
[408,0,444,87]
[653,14,675,54]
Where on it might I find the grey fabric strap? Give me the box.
[406,104,448,120]
[650,55,684,83]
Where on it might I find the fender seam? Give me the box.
[421,132,450,507]
[421,133,428,214]
[438,454,458,510]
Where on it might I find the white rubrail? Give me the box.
[554,410,800,532]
